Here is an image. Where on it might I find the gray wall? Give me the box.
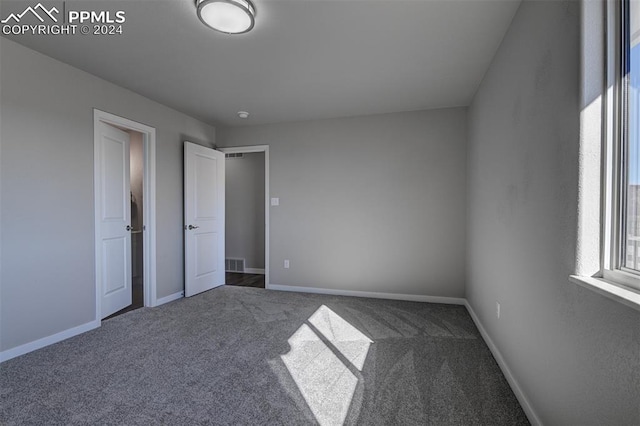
[467,1,640,424]
[219,108,467,298]
[225,152,265,269]
[0,39,216,352]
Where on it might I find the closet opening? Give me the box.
[221,146,270,289]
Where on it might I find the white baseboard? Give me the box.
[267,283,465,305]
[156,291,184,306]
[464,301,542,426]
[244,268,265,275]
[1,290,184,363]
[0,319,100,363]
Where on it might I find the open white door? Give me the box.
[184,142,225,297]
[97,122,132,318]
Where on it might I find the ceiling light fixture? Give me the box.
[196,0,256,34]
[237,111,250,119]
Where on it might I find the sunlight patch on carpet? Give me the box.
[308,305,373,371]
[281,305,373,426]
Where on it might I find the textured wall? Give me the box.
[219,108,467,298]
[0,39,215,351]
[467,1,640,424]
[226,152,265,269]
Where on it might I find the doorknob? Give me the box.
[126,225,132,231]
[188,224,199,230]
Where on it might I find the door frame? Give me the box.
[219,145,270,288]
[93,109,157,322]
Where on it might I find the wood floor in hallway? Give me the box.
[225,272,265,288]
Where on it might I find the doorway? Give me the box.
[103,128,145,319]
[220,146,269,289]
[94,109,157,321]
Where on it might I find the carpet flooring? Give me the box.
[0,286,529,425]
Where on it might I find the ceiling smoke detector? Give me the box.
[196,0,256,35]
[237,111,250,119]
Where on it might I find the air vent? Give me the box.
[225,258,245,272]
[225,153,244,159]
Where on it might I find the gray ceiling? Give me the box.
[2,0,521,126]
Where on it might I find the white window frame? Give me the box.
[571,0,640,311]
[602,0,627,280]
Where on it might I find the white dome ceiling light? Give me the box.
[196,0,256,34]
[237,111,250,119]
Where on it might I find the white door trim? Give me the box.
[219,145,270,289]
[93,109,158,324]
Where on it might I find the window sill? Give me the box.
[569,275,640,311]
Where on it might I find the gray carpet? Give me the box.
[0,286,529,425]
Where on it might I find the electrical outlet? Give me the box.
[496,302,501,319]
[271,197,280,206]
[284,259,290,269]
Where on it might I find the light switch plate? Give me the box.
[271,197,280,206]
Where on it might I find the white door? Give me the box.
[184,142,225,297]
[97,122,132,318]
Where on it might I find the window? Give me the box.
[570,0,640,309]
[621,0,640,270]
[602,0,640,293]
